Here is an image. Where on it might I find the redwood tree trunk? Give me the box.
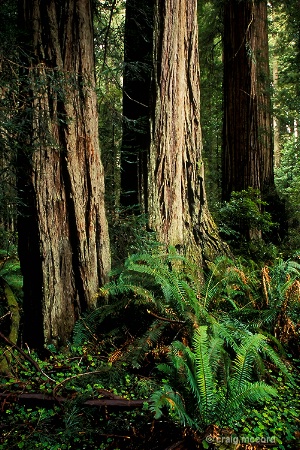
[120,0,153,210]
[222,0,274,201]
[17,0,111,347]
[148,0,227,263]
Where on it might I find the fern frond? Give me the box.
[73,297,133,346]
[210,321,242,353]
[156,362,176,378]
[232,333,267,391]
[258,330,287,358]
[193,326,217,422]
[0,258,23,295]
[122,320,167,369]
[207,336,225,375]
[99,279,156,304]
[0,260,21,276]
[259,339,292,380]
[169,341,201,403]
[149,384,196,427]
[221,381,277,425]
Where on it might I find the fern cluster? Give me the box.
[150,325,291,431]
[72,247,296,437]
[73,248,207,369]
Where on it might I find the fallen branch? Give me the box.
[0,391,147,408]
[146,309,186,324]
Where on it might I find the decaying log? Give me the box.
[0,391,147,408]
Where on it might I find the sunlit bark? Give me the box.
[148,0,228,263]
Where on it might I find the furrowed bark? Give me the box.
[17,0,110,347]
[149,0,228,264]
[222,0,274,200]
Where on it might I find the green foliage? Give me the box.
[216,188,278,259]
[1,249,300,448]
[258,258,300,353]
[201,255,258,312]
[74,247,204,370]
[275,137,300,252]
[74,248,300,366]
[201,255,300,355]
[73,249,295,441]
[109,212,160,265]
[75,250,256,356]
[0,241,23,340]
[269,3,300,256]
[150,325,284,432]
[235,364,300,450]
[0,345,154,449]
[0,255,22,294]
[269,3,300,138]
[218,188,275,238]
[94,0,125,212]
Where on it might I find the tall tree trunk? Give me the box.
[148,0,227,263]
[272,58,280,169]
[17,0,111,347]
[0,2,18,236]
[222,0,274,202]
[120,0,153,210]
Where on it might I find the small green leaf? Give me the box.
[202,439,210,449]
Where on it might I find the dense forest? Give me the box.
[0,0,300,449]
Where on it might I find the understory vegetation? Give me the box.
[1,226,300,449]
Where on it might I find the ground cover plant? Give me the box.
[1,247,300,449]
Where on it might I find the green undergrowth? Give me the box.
[0,232,23,329]
[1,248,300,449]
[234,362,300,450]
[1,344,299,449]
[0,345,157,449]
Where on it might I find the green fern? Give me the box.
[193,327,217,422]
[262,258,300,306]
[221,381,277,424]
[203,256,258,311]
[120,319,168,369]
[150,384,195,428]
[150,325,285,431]
[92,249,205,343]
[72,248,296,409]
[95,250,263,345]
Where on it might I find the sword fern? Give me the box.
[150,325,288,431]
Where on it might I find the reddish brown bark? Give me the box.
[222,0,274,201]
[148,0,227,263]
[17,0,111,347]
[120,0,153,210]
